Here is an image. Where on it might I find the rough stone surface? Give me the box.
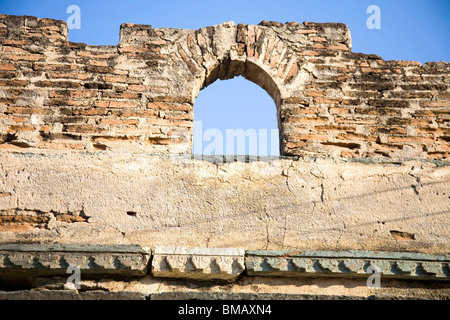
[148,292,365,300]
[0,150,448,255]
[0,290,147,300]
[13,275,448,300]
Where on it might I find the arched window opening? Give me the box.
[193,76,279,157]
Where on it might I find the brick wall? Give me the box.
[0,15,449,159]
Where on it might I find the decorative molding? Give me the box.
[0,244,151,276]
[151,246,245,281]
[0,244,448,282]
[245,250,450,280]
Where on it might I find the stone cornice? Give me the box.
[245,250,450,280]
[0,244,151,276]
[0,244,448,281]
[151,246,245,281]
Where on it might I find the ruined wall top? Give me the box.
[0,14,449,160]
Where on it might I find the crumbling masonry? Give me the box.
[0,15,449,299]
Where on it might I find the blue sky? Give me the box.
[1,0,449,155]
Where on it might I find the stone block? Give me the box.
[151,246,245,281]
[245,250,450,280]
[0,244,151,276]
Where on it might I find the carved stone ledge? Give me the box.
[152,246,245,281]
[0,244,151,276]
[245,250,450,281]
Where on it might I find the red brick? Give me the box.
[38,142,85,150]
[0,63,16,71]
[147,136,182,145]
[89,59,108,67]
[162,112,193,121]
[329,107,349,114]
[284,62,298,83]
[387,136,435,144]
[1,39,31,46]
[285,116,329,124]
[102,92,140,100]
[312,124,356,133]
[7,124,34,132]
[335,133,377,142]
[327,44,348,50]
[313,43,325,49]
[95,101,139,108]
[314,97,341,104]
[77,51,115,59]
[147,102,192,111]
[285,141,308,148]
[361,67,382,73]
[304,90,326,97]
[288,133,328,141]
[167,120,192,127]
[63,124,106,134]
[310,37,326,42]
[283,106,321,115]
[103,75,128,83]
[11,116,29,123]
[299,50,320,56]
[0,79,30,87]
[4,53,43,61]
[420,100,449,108]
[373,126,407,135]
[92,136,139,143]
[98,118,139,125]
[299,29,318,34]
[72,108,109,116]
[6,107,51,115]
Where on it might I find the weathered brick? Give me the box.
[0,63,17,71]
[6,107,51,115]
[312,96,333,104]
[7,124,34,132]
[420,100,449,108]
[4,53,43,61]
[63,124,107,134]
[284,116,329,124]
[373,126,407,135]
[94,100,139,108]
[304,90,326,97]
[368,99,410,108]
[327,44,348,50]
[329,107,349,114]
[77,51,115,59]
[0,79,30,87]
[147,102,192,111]
[387,136,435,144]
[312,124,356,133]
[335,133,377,142]
[88,59,109,67]
[0,14,447,161]
[287,133,328,141]
[98,118,139,125]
